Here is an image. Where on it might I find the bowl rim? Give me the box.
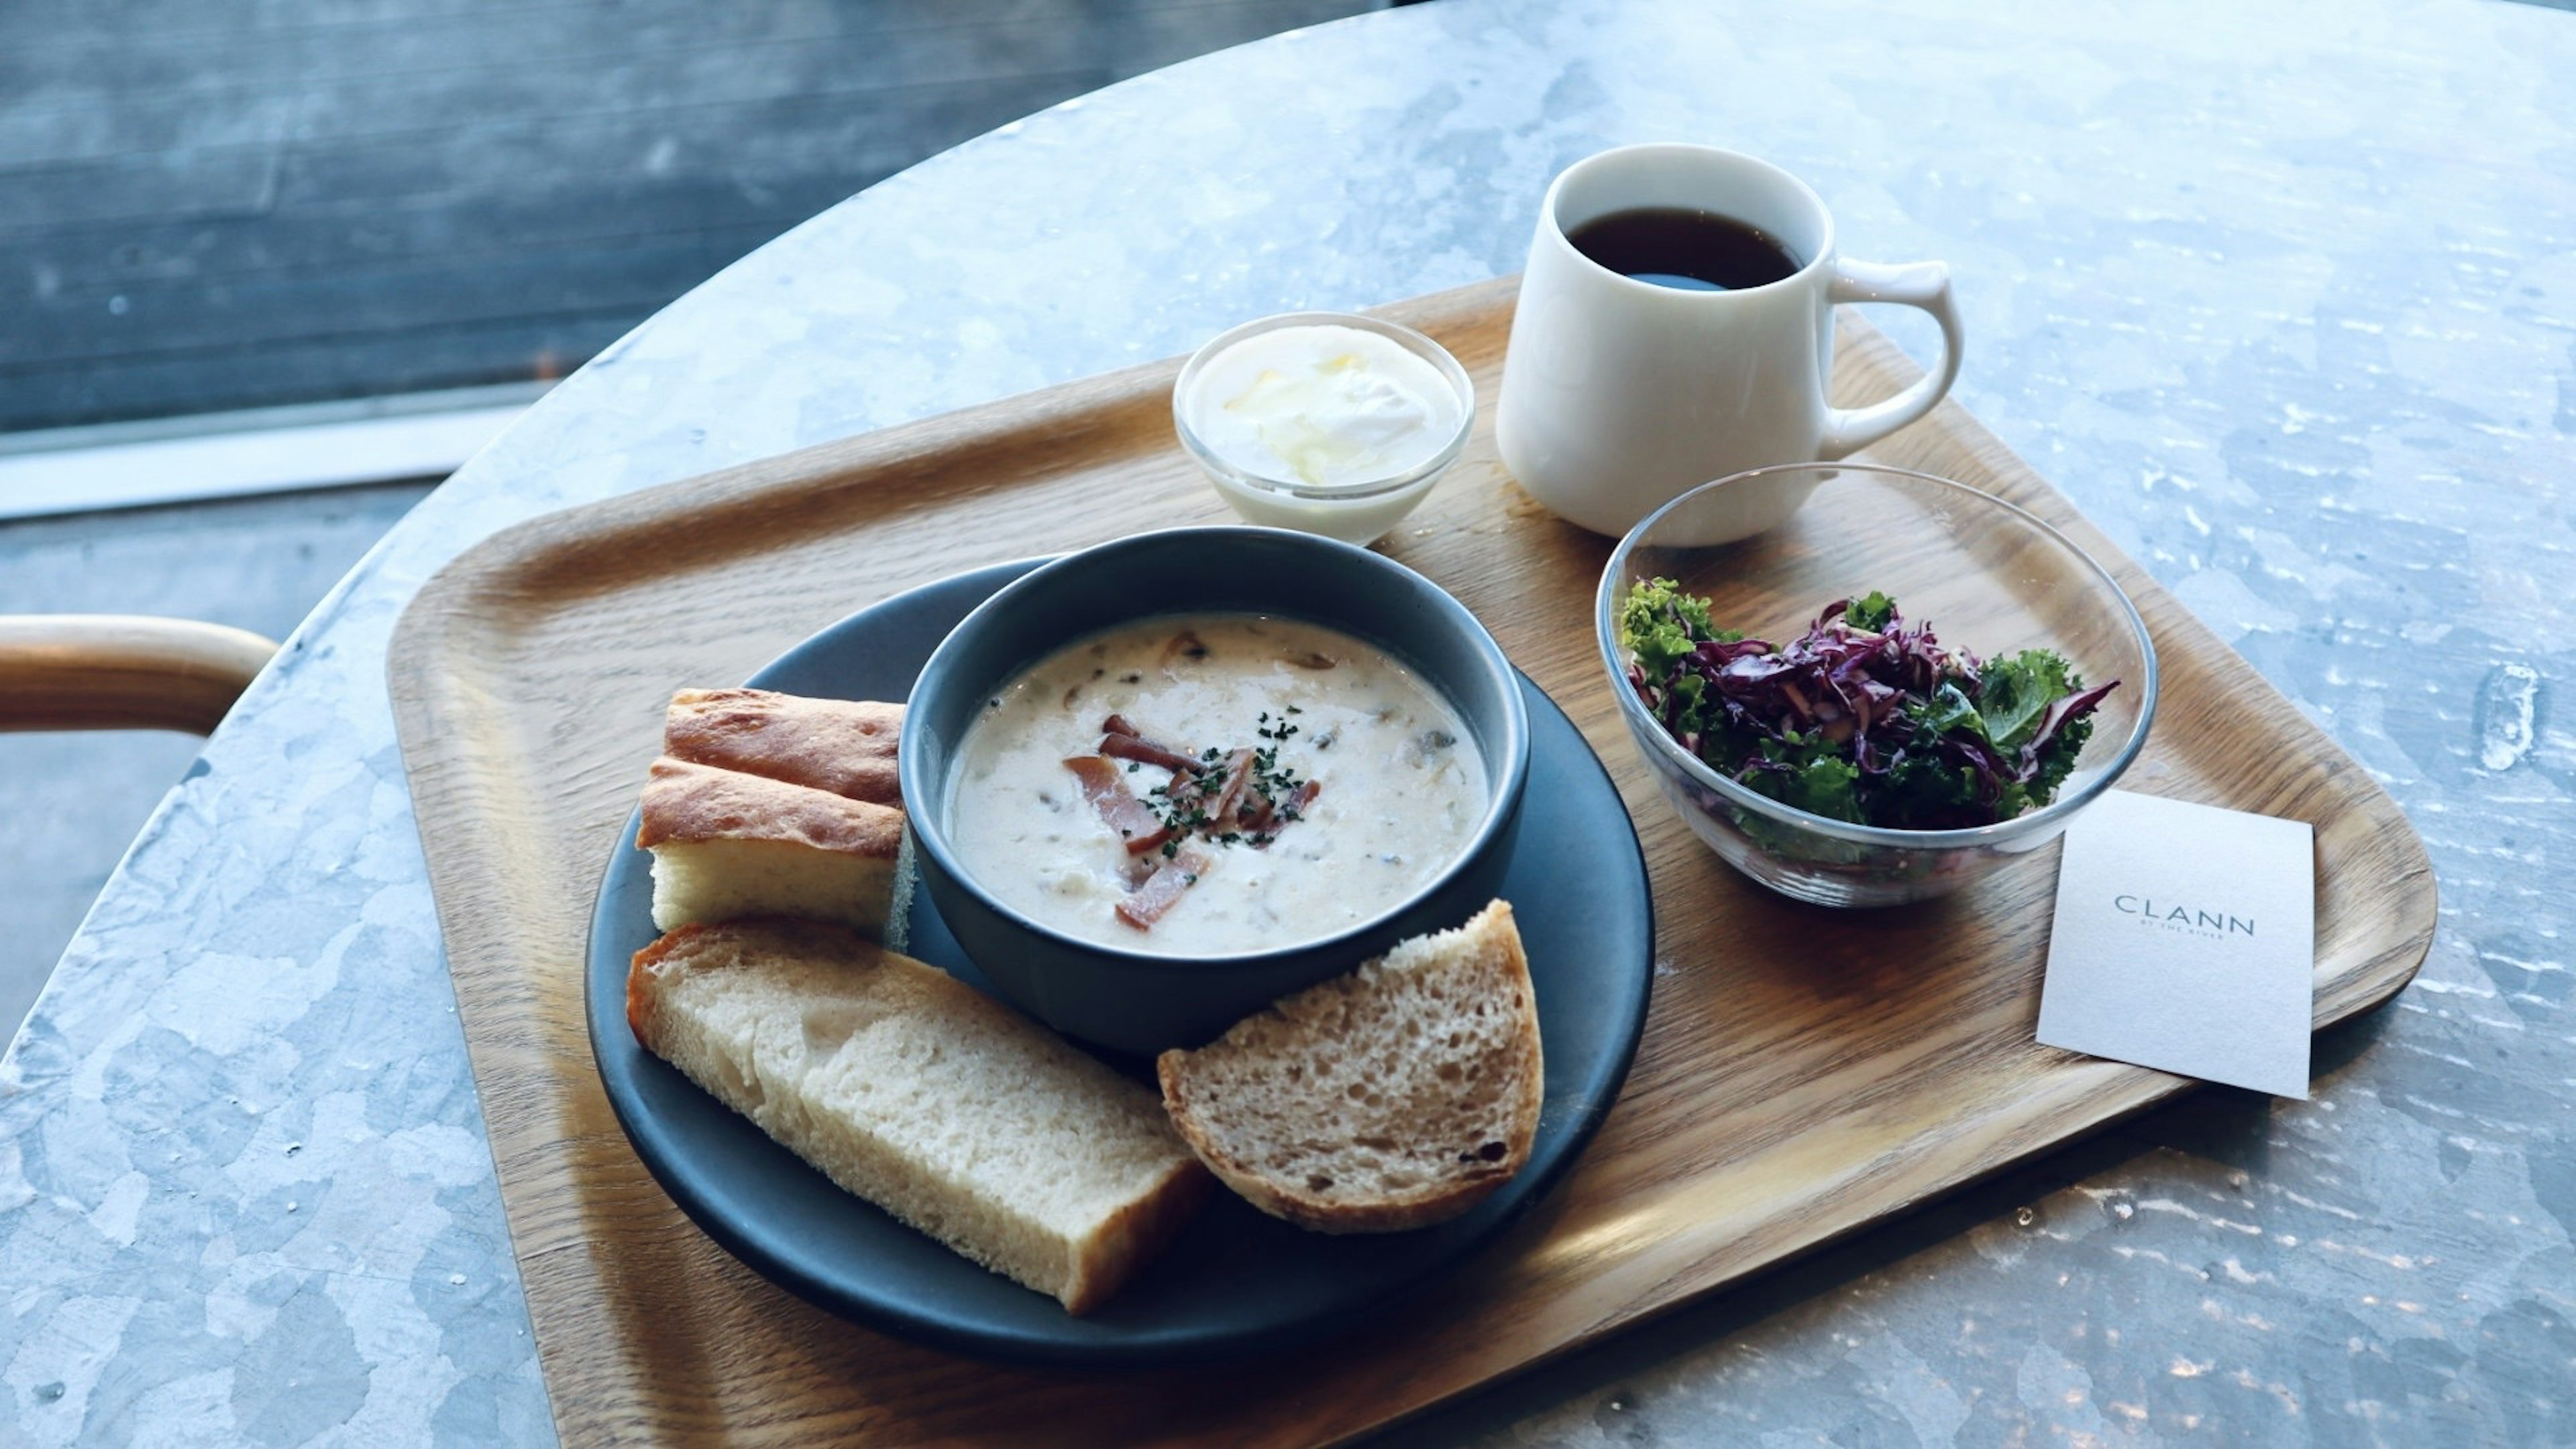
[1171,310,1477,503]
[1593,462,2161,849]
[903,525,1532,970]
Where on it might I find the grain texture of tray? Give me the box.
[387,277,2434,1446]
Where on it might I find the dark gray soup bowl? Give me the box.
[900,527,1530,1055]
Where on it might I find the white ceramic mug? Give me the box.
[1497,144,1964,539]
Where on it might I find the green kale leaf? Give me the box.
[1909,680,1984,743]
[1741,729,1866,824]
[1778,755,1864,823]
[2027,710,2094,803]
[1619,576,1711,676]
[1619,576,1737,678]
[1978,648,2079,752]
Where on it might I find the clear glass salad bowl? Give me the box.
[1594,463,2159,907]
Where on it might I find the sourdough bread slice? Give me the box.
[637,757,908,940]
[628,918,1211,1313]
[1157,900,1542,1234]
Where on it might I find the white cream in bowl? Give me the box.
[1185,324,1464,487]
[1174,313,1474,546]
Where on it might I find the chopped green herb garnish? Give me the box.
[1129,710,1319,851]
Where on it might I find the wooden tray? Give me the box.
[388,278,2434,1446]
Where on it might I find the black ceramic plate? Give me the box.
[586,561,1655,1365]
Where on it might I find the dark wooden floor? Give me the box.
[0,0,1376,434]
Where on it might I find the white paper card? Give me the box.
[2037,790,2315,1097]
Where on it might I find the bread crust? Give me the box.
[626,923,692,1047]
[1158,900,1544,1234]
[663,688,904,805]
[636,756,905,857]
[1061,1157,1217,1315]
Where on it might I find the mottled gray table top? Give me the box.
[6,0,2571,1443]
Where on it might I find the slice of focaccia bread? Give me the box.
[637,757,906,938]
[663,688,903,806]
[628,918,1211,1313]
[1157,900,1542,1234]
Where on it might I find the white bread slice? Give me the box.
[663,688,903,806]
[628,918,1212,1313]
[637,757,906,939]
[1157,900,1542,1234]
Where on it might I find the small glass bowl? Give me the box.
[1173,310,1475,547]
[1595,463,2159,907]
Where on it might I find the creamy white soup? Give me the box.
[946,614,1487,955]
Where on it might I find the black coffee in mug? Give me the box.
[1566,207,1801,291]
[1501,144,1964,537]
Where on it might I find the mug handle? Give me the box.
[1817,259,1964,460]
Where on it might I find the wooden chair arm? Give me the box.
[0,615,281,736]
